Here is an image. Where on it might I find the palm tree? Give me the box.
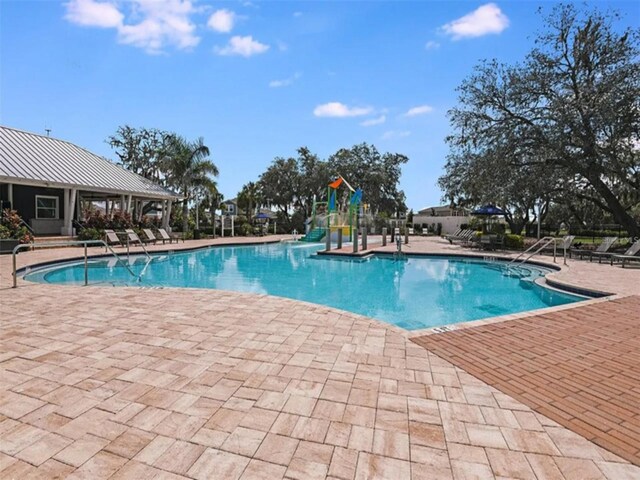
[163,136,219,233]
[237,181,262,222]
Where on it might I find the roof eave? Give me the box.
[0,176,183,201]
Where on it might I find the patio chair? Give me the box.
[570,236,618,260]
[447,229,473,244]
[158,228,184,244]
[124,229,143,246]
[444,228,462,240]
[608,240,640,267]
[540,235,575,255]
[141,229,158,245]
[104,229,123,247]
[479,234,503,251]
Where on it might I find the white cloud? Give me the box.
[215,35,269,57]
[360,115,386,127]
[313,102,373,118]
[425,40,440,50]
[64,0,200,54]
[441,3,509,40]
[382,130,411,140]
[405,105,434,117]
[64,0,123,28]
[293,11,303,17]
[269,72,301,88]
[207,9,235,33]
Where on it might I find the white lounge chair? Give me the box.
[157,228,182,244]
[124,229,143,246]
[104,229,122,247]
[541,235,575,255]
[141,229,158,244]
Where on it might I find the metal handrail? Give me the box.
[12,239,138,288]
[18,217,35,236]
[507,236,557,270]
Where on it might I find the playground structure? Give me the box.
[305,175,364,244]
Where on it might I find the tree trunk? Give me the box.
[183,200,189,233]
[585,172,639,237]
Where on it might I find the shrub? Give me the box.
[83,209,134,230]
[239,223,253,236]
[77,227,103,241]
[1,209,34,243]
[504,234,524,249]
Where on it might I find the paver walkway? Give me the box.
[1,284,639,479]
[412,296,640,466]
[1,236,639,479]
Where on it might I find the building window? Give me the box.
[35,195,59,219]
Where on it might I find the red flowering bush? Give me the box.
[0,209,34,244]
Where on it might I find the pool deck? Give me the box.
[0,235,639,479]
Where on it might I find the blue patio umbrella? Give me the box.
[255,212,271,219]
[471,205,506,216]
[471,205,506,233]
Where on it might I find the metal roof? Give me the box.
[0,126,180,199]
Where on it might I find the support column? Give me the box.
[126,195,133,214]
[105,198,110,216]
[121,195,126,212]
[76,193,82,220]
[62,188,76,235]
[7,183,13,209]
[231,216,235,237]
[163,200,172,230]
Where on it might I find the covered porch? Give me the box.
[0,181,177,236]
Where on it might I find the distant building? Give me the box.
[0,126,179,235]
[412,205,471,235]
[222,198,237,216]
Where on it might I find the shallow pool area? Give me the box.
[23,242,584,330]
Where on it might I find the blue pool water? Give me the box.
[24,242,584,330]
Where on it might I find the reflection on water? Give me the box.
[28,243,583,330]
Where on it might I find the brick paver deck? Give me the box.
[1,236,639,479]
[412,296,640,466]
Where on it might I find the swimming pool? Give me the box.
[23,242,584,330]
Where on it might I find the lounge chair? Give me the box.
[444,228,463,241]
[446,229,473,244]
[157,228,184,244]
[141,229,158,245]
[608,240,640,267]
[124,229,143,246]
[570,236,618,260]
[104,229,122,247]
[540,235,575,255]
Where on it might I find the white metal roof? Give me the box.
[0,126,179,199]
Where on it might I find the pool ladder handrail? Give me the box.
[12,239,138,288]
[505,236,559,271]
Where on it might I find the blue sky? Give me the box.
[1,1,638,210]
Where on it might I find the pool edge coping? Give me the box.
[14,238,284,277]
[13,240,616,339]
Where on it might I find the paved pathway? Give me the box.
[0,236,638,479]
[413,296,640,466]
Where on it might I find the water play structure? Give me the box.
[305,175,363,243]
